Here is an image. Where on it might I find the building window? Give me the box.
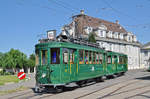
[144,51,148,56]
[100,30,103,37]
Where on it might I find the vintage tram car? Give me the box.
[35,38,128,92]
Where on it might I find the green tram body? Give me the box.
[35,41,128,88]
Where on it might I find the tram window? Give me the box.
[63,48,68,64]
[89,51,92,64]
[41,50,47,65]
[85,50,89,64]
[93,52,96,64]
[99,53,103,64]
[119,56,123,64]
[107,56,111,64]
[112,56,115,64]
[35,50,39,65]
[96,53,99,64]
[51,48,60,64]
[79,50,84,64]
[70,49,75,64]
[124,57,127,64]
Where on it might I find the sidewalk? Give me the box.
[0,73,35,91]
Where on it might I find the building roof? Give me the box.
[142,42,150,49]
[70,14,127,34]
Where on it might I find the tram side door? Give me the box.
[69,49,77,81]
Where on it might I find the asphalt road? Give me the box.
[1,69,150,99]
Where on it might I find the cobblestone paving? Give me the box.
[1,69,150,99]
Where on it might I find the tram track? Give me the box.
[4,71,150,99]
[108,84,150,97]
[33,73,149,99]
[75,79,141,99]
[125,89,150,99]
[7,90,33,99]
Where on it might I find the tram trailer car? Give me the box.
[35,41,128,92]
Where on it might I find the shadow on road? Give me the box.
[30,81,102,94]
[135,75,150,80]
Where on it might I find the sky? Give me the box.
[0,0,150,56]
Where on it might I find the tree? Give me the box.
[27,54,35,73]
[88,32,96,43]
[0,52,4,67]
[1,49,27,73]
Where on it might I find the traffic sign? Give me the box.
[17,72,26,80]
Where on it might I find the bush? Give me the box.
[0,71,13,75]
[0,71,3,75]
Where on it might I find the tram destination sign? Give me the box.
[47,30,56,40]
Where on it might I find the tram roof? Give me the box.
[35,41,106,53]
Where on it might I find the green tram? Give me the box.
[35,41,128,92]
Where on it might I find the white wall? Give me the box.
[97,41,141,70]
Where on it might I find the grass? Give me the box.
[0,75,20,86]
[0,86,28,96]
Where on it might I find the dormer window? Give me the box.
[114,32,118,39]
[84,26,93,34]
[119,33,124,39]
[89,19,92,22]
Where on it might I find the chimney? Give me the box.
[116,20,119,24]
[80,10,84,15]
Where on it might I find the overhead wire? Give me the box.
[99,0,150,29]
[52,0,80,12]
[102,0,138,21]
[48,0,78,13]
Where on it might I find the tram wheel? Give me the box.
[55,86,64,93]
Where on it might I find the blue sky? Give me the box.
[0,0,150,56]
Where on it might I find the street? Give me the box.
[0,69,150,99]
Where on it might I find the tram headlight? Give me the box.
[42,73,46,78]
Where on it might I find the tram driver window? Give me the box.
[79,50,84,64]
[107,56,111,64]
[41,50,47,65]
[51,48,60,64]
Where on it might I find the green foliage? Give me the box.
[27,54,35,68]
[0,75,20,86]
[88,32,96,43]
[0,49,35,74]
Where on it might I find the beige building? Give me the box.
[62,10,142,69]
